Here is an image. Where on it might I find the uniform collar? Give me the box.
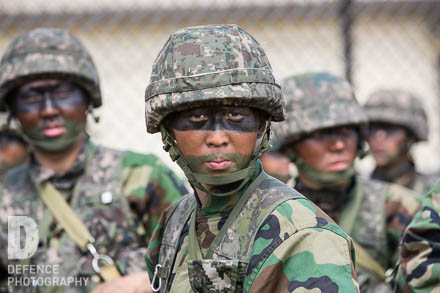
[197,160,262,217]
[29,140,89,190]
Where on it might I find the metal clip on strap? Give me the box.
[38,181,121,281]
[86,242,119,280]
[151,264,170,292]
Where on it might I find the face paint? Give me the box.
[10,81,87,115]
[184,153,252,175]
[168,106,260,133]
[19,118,85,151]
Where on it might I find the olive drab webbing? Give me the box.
[37,181,121,281]
[337,181,387,281]
[342,178,389,286]
[151,173,306,292]
[0,27,102,111]
[30,144,136,282]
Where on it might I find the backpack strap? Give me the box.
[213,174,305,262]
[152,194,196,293]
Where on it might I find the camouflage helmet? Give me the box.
[145,24,285,133]
[364,89,428,141]
[273,72,368,150]
[0,27,101,112]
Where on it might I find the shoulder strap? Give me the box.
[153,194,196,292]
[213,173,305,261]
[36,181,121,281]
[352,240,386,281]
[339,181,364,235]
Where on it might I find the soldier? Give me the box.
[272,72,421,293]
[364,89,438,194]
[394,178,440,292]
[0,128,28,179]
[145,24,359,293]
[0,28,187,292]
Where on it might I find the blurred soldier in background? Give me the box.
[260,134,292,183]
[0,128,28,179]
[273,72,420,293]
[0,27,186,292]
[365,89,438,194]
[145,25,359,293]
[395,178,440,292]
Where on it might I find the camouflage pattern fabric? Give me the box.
[364,89,428,141]
[273,72,368,150]
[145,24,285,134]
[0,27,101,111]
[395,178,440,292]
[0,141,187,292]
[187,260,246,292]
[146,163,360,292]
[294,176,421,293]
[371,159,439,195]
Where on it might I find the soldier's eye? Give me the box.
[53,89,72,100]
[188,113,208,123]
[20,93,43,104]
[226,111,244,122]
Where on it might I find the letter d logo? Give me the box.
[8,216,38,259]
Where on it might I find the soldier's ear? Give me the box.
[162,116,176,139]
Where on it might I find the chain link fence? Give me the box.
[1,0,439,176]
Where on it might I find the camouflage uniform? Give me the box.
[364,89,437,194]
[145,25,359,292]
[395,178,440,293]
[0,28,186,292]
[273,72,421,293]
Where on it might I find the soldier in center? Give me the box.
[273,72,421,293]
[145,25,360,292]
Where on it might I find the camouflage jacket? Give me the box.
[371,159,438,194]
[294,176,421,293]
[395,178,440,292]
[0,141,187,293]
[146,163,360,292]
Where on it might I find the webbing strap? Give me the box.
[37,182,121,281]
[38,182,91,247]
[99,264,122,281]
[353,241,386,281]
[339,182,363,235]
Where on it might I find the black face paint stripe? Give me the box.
[168,106,260,133]
[11,83,88,115]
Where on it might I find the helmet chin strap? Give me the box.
[294,155,356,189]
[160,120,272,197]
[286,143,363,190]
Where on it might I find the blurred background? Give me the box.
[1,0,439,177]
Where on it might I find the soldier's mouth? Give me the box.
[43,125,66,138]
[204,158,233,170]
